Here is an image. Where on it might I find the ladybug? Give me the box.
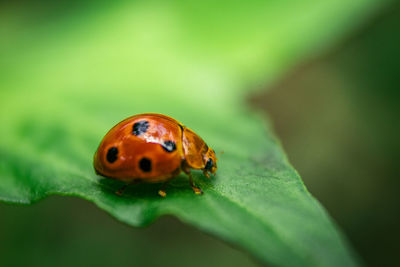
[94,113,217,197]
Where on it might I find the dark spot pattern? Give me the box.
[205,158,213,170]
[162,140,176,153]
[139,157,152,172]
[132,120,149,136]
[106,147,118,163]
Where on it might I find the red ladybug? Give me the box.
[94,113,217,197]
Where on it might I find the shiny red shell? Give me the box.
[94,113,217,183]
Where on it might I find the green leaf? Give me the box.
[0,1,390,266]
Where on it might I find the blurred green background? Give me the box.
[0,1,399,266]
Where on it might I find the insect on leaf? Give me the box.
[0,0,390,266]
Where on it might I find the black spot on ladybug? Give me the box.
[162,140,176,153]
[139,157,152,172]
[132,120,149,136]
[106,147,118,163]
[205,158,213,170]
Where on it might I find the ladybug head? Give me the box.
[203,148,217,175]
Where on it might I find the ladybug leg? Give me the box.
[181,160,203,195]
[189,173,203,195]
[116,180,141,196]
[158,181,169,198]
[116,184,128,196]
[203,170,211,178]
